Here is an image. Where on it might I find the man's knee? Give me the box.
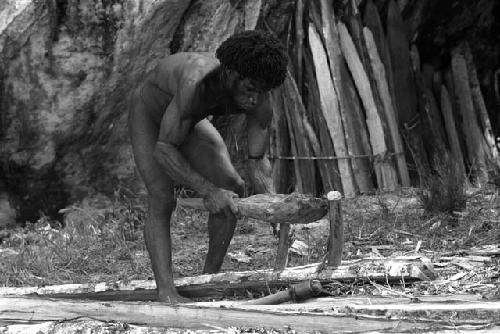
[148,187,176,215]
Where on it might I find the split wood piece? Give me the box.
[269,89,290,195]
[198,294,500,326]
[246,279,322,305]
[0,257,436,300]
[303,115,339,196]
[461,42,500,168]
[281,71,317,194]
[364,27,411,187]
[386,0,419,129]
[294,0,304,90]
[414,66,447,159]
[316,0,374,194]
[244,0,261,30]
[338,22,398,191]
[422,63,448,150]
[178,193,327,225]
[308,22,356,197]
[303,48,342,192]
[440,85,467,178]
[0,296,448,333]
[403,0,429,42]
[363,0,396,110]
[327,191,343,267]
[451,51,488,184]
[274,223,290,271]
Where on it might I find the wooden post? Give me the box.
[327,191,343,267]
[274,224,290,271]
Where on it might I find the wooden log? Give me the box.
[316,0,374,194]
[338,22,398,191]
[451,50,488,184]
[308,22,356,197]
[440,85,467,178]
[0,296,455,333]
[326,191,343,267]
[177,193,327,225]
[364,27,411,187]
[461,42,500,168]
[246,279,322,305]
[281,71,317,194]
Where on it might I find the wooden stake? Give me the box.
[308,23,356,197]
[338,22,398,191]
[440,85,466,178]
[451,50,488,184]
[327,191,343,267]
[274,223,290,271]
[363,27,411,187]
[316,0,374,194]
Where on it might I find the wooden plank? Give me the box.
[308,22,356,197]
[363,0,396,112]
[338,22,398,191]
[364,27,411,187]
[317,0,374,194]
[440,85,467,177]
[451,50,488,184]
[282,72,317,195]
[293,0,304,89]
[461,42,500,168]
[177,193,327,225]
[0,296,439,333]
[244,0,261,30]
[303,48,342,192]
[386,0,418,128]
[269,88,290,194]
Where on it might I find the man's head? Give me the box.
[216,30,288,110]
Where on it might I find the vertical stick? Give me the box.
[274,224,291,271]
[327,191,343,267]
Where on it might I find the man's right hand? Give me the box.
[203,188,239,217]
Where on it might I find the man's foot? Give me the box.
[158,290,191,304]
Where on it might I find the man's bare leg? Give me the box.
[145,193,190,303]
[203,212,237,273]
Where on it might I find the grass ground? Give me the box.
[0,185,498,295]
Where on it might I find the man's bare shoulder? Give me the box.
[159,52,219,80]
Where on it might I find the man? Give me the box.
[128,30,288,303]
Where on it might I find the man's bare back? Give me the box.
[128,30,287,303]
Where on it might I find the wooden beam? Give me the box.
[327,191,343,266]
[177,193,327,225]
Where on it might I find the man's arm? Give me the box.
[153,94,238,215]
[246,97,275,194]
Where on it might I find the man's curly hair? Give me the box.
[216,30,288,89]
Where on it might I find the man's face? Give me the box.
[231,77,268,111]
